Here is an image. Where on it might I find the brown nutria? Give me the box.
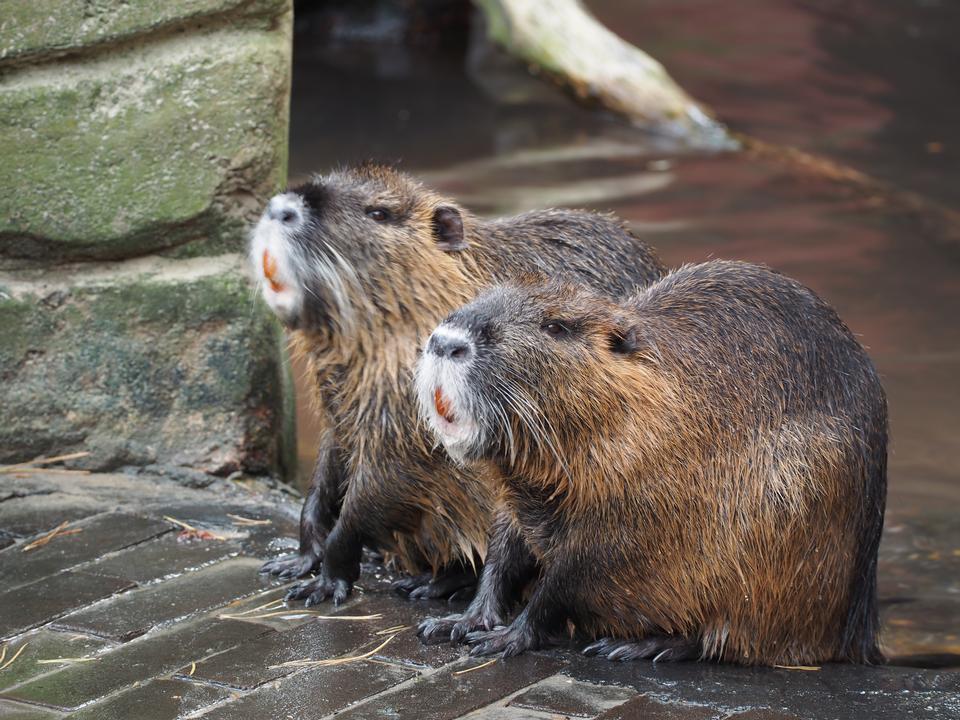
[415,261,887,665]
[251,164,665,604]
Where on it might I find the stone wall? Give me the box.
[0,1,296,477]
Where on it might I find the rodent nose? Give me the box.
[267,198,300,225]
[428,332,474,362]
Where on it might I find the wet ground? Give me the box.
[2,1,959,718]
[0,471,958,719]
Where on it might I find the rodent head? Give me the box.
[416,278,653,471]
[249,164,470,334]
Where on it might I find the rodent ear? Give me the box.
[432,206,467,252]
[608,326,640,355]
[610,322,661,363]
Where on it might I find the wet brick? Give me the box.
[459,708,564,720]
[187,607,381,690]
[0,494,103,539]
[3,618,271,710]
[69,678,231,720]
[199,661,416,720]
[0,571,134,639]
[88,532,241,585]
[594,695,722,720]
[54,558,266,641]
[509,673,638,717]
[0,629,112,692]
[333,653,567,720]
[0,513,170,589]
[352,593,465,669]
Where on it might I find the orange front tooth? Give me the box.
[434,387,453,422]
[262,249,284,292]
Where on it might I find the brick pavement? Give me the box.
[1,470,958,719]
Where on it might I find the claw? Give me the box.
[260,552,320,580]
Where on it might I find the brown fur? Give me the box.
[256,164,666,603]
[417,261,887,665]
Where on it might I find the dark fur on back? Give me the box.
[255,164,666,603]
[417,261,887,665]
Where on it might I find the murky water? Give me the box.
[286,1,959,662]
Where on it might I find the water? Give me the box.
[286,0,959,662]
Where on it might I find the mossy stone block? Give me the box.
[0,0,288,65]
[0,255,295,476]
[0,19,290,264]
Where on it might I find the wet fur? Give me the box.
[256,164,665,602]
[417,261,887,665]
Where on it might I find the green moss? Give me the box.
[0,0,288,65]
[0,262,290,477]
[0,25,290,263]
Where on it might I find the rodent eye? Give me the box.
[365,207,390,222]
[542,321,570,339]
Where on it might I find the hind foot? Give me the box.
[583,636,700,663]
[392,570,478,602]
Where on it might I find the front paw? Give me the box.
[394,571,478,601]
[417,607,504,646]
[466,622,538,658]
[259,551,321,581]
[286,573,352,606]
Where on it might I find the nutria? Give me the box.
[416,261,887,665]
[252,164,665,604]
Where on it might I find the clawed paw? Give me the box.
[417,615,462,645]
[582,636,698,663]
[393,572,478,601]
[259,552,321,581]
[465,623,537,658]
[417,607,504,646]
[285,574,352,606]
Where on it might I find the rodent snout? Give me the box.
[266,196,301,226]
[427,328,474,363]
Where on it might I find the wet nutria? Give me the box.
[252,164,665,604]
[416,261,887,665]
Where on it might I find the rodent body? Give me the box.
[416,260,887,665]
[252,164,665,604]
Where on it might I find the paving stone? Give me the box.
[334,653,567,720]
[0,571,134,640]
[68,678,231,720]
[212,586,326,632]
[459,707,563,720]
[88,531,242,585]
[562,655,673,696]
[0,699,63,719]
[0,513,170,589]
[0,629,113,693]
[0,503,104,541]
[3,618,272,711]
[187,605,382,690]
[509,674,638,718]
[594,695,722,720]
[353,594,466,669]
[199,661,416,720]
[54,558,267,641]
